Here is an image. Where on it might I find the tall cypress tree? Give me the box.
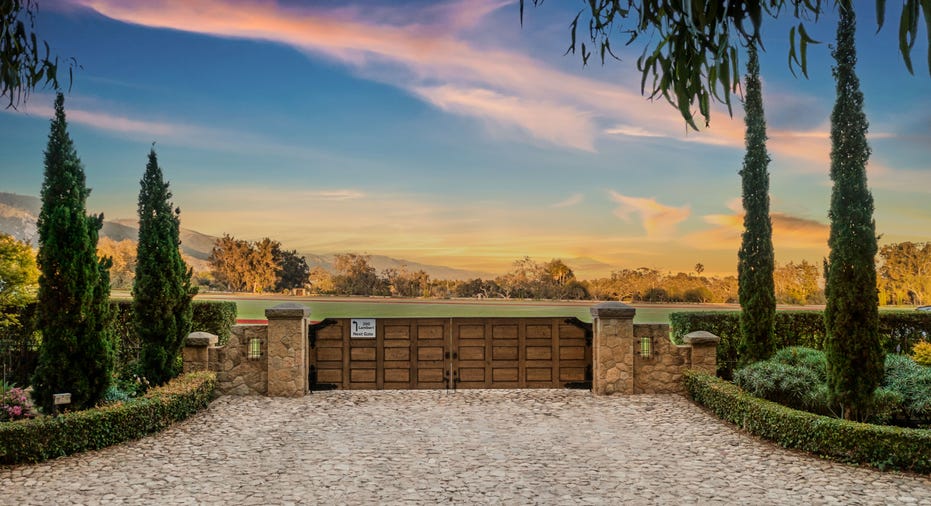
[32,93,113,412]
[824,2,883,421]
[133,148,196,386]
[737,44,776,365]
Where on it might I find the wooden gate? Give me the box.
[308,317,592,390]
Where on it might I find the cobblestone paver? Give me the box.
[3,390,930,504]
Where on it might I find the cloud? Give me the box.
[608,191,690,237]
[68,0,739,152]
[684,198,828,250]
[551,193,583,209]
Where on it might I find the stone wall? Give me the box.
[591,302,720,396]
[633,324,690,394]
[213,325,268,396]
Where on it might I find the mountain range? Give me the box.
[1,192,615,280]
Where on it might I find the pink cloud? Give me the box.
[609,191,690,237]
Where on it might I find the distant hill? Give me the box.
[0,192,498,280]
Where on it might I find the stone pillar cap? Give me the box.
[590,301,636,319]
[265,302,311,319]
[186,331,218,347]
[682,330,721,345]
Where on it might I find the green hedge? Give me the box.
[190,300,237,345]
[684,371,931,474]
[0,371,216,465]
[671,311,931,378]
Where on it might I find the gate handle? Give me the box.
[444,352,458,359]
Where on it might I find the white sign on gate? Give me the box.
[350,318,377,338]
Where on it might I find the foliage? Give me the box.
[1,1,74,108]
[332,253,389,296]
[585,267,739,303]
[684,371,931,474]
[0,371,215,465]
[97,238,136,289]
[209,234,280,293]
[0,233,38,327]
[734,347,931,425]
[133,149,197,387]
[737,45,776,367]
[273,245,310,291]
[823,4,883,421]
[0,302,39,387]
[0,385,34,422]
[878,241,931,306]
[670,310,931,378]
[773,260,824,304]
[913,340,931,367]
[32,93,113,413]
[189,300,237,346]
[882,354,931,424]
[520,0,931,129]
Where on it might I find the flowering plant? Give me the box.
[0,386,34,422]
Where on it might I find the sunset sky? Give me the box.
[1,0,928,278]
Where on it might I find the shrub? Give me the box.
[671,310,931,378]
[733,347,829,415]
[684,371,931,473]
[882,354,931,425]
[191,301,237,345]
[912,340,931,366]
[0,385,34,422]
[0,371,215,465]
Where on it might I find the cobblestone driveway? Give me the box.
[3,390,930,505]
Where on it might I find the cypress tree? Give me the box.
[133,148,197,386]
[824,2,883,421]
[737,44,776,365]
[32,93,113,412]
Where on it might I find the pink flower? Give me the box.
[10,406,22,417]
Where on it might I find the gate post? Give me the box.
[265,303,310,397]
[590,302,636,395]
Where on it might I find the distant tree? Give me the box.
[1,1,75,108]
[737,44,777,366]
[877,241,931,306]
[133,148,196,386]
[521,0,931,129]
[0,233,38,327]
[32,93,113,412]
[273,246,310,292]
[333,253,387,296]
[248,238,278,293]
[308,266,334,294]
[773,260,823,304]
[97,237,136,289]
[694,263,705,276]
[823,3,883,421]
[209,234,251,291]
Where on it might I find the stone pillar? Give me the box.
[183,331,218,373]
[683,330,721,375]
[590,302,636,395]
[265,303,310,397]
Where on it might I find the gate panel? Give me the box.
[309,316,590,391]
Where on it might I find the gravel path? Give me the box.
[3,390,930,505]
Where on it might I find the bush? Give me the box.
[684,371,931,473]
[671,310,931,378]
[913,340,931,366]
[0,384,35,422]
[734,348,931,426]
[0,371,215,465]
[733,347,829,415]
[191,301,237,345]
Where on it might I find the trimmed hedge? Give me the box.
[684,371,931,474]
[0,371,216,465]
[190,300,237,345]
[671,311,931,378]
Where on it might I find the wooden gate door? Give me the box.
[451,318,590,389]
[308,317,590,391]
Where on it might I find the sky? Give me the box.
[1,0,929,278]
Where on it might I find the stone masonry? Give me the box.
[591,301,720,395]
